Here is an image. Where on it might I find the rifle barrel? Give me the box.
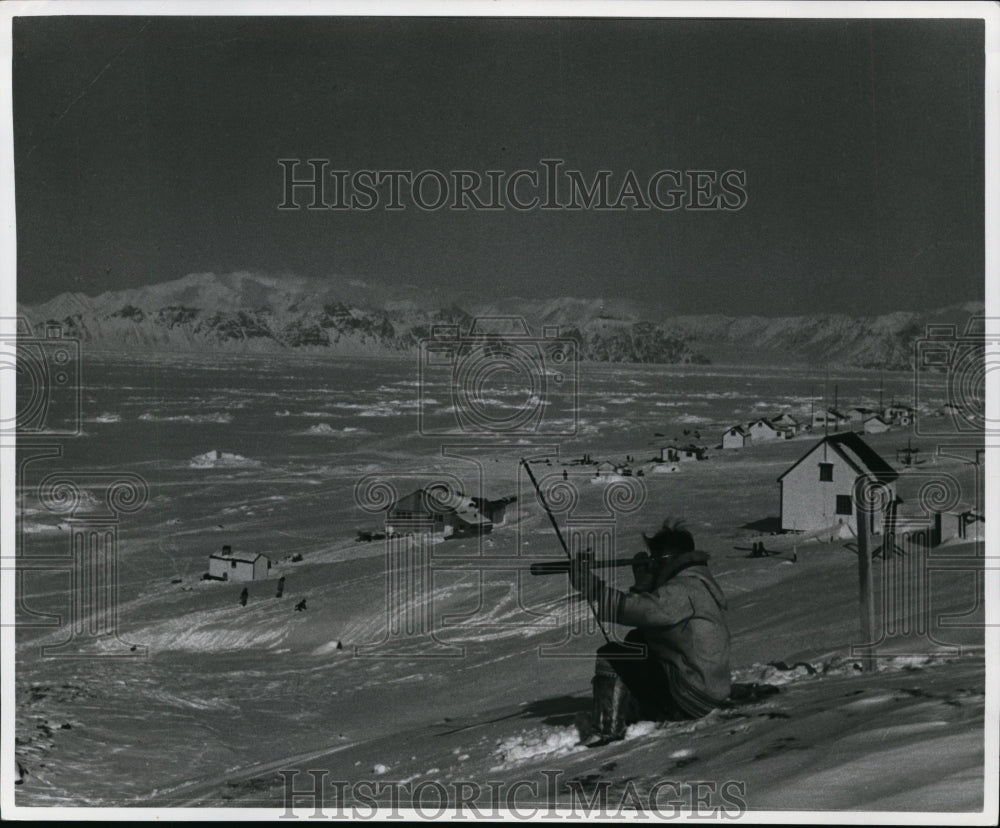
[529,558,635,576]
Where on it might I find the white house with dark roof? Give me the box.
[209,546,271,582]
[722,425,750,449]
[849,407,877,424]
[747,418,781,443]
[777,432,899,534]
[771,412,800,434]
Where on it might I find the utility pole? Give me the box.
[823,371,829,439]
[853,475,876,672]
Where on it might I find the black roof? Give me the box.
[778,431,899,483]
[210,551,264,564]
[389,488,462,514]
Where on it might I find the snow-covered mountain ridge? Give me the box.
[19,271,983,368]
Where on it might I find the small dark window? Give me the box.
[836,495,853,515]
[819,463,834,482]
[231,560,237,568]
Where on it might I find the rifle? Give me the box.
[529,558,635,576]
[520,458,612,644]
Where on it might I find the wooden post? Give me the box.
[854,475,876,672]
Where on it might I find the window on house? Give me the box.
[819,463,833,482]
[231,561,237,568]
[836,495,853,515]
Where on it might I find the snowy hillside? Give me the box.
[13,354,988,814]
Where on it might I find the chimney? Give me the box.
[222,544,232,554]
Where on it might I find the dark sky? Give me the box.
[12,15,985,314]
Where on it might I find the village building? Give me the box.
[942,509,984,543]
[721,425,750,449]
[884,403,915,426]
[934,403,965,426]
[208,545,271,582]
[473,495,514,525]
[863,414,892,434]
[661,444,707,462]
[777,432,899,535]
[746,418,781,443]
[770,412,800,435]
[848,407,877,424]
[385,488,514,537]
[812,408,851,430]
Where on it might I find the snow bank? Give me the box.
[675,413,711,424]
[140,412,233,424]
[733,654,958,687]
[86,412,121,423]
[189,450,261,468]
[312,640,345,656]
[624,721,658,739]
[649,463,680,474]
[590,474,631,484]
[490,726,586,770]
[299,424,371,437]
[21,522,67,534]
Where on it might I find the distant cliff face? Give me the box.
[18,271,982,368]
